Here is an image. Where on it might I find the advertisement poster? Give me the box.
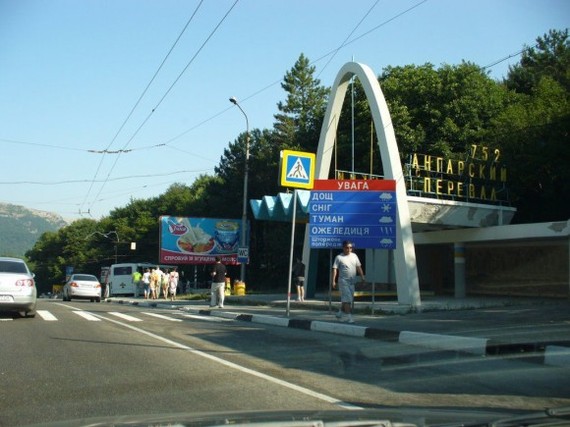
[159,216,244,265]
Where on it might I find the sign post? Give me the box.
[280,150,315,316]
[309,179,397,313]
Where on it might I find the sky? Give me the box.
[1,0,568,222]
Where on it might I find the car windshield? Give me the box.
[72,275,98,281]
[0,260,28,274]
[1,2,569,427]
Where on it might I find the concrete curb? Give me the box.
[107,298,569,366]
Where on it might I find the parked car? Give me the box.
[62,274,101,302]
[0,257,37,317]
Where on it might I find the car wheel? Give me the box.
[96,298,101,303]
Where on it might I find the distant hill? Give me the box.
[0,203,68,257]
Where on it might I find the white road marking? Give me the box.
[96,312,363,411]
[142,312,182,322]
[37,310,58,321]
[108,312,142,322]
[180,313,231,322]
[73,311,101,321]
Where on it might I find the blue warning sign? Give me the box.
[280,150,316,189]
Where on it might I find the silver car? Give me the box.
[62,274,101,302]
[0,257,37,318]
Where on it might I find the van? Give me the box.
[106,263,173,296]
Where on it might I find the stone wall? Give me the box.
[465,242,568,297]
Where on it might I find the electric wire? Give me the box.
[86,0,239,214]
[0,168,212,186]
[161,0,429,148]
[482,43,539,71]
[3,2,539,218]
[79,0,205,214]
[316,0,381,79]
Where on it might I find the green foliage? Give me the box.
[25,219,100,293]
[506,29,570,94]
[491,76,570,222]
[379,62,510,157]
[273,53,329,151]
[494,29,570,223]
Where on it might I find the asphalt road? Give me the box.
[1,299,569,426]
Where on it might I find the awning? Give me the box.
[250,190,311,222]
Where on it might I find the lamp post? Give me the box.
[229,96,250,283]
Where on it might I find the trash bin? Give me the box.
[234,280,246,296]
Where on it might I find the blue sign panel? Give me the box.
[309,180,397,250]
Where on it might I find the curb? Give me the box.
[107,298,570,366]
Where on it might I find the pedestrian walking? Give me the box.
[132,268,142,298]
[149,268,159,300]
[332,240,365,323]
[153,266,163,299]
[210,257,227,308]
[142,268,151,299]
[292,257,305,302]
[161,268,169,300]
[169,267,179,301]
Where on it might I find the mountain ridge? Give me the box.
[0,202,68,257]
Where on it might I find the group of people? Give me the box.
[128,239,364,323]
[133,266,179,301]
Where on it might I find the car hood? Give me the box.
[24,406,570,427]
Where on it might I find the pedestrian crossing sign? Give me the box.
[280,150,316,189]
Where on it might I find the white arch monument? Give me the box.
[307,61,421,307]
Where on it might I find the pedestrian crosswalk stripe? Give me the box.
[109,312,142,322]
[142,312,182,322]
[37,310,58,321]
[181,313,229,322]
[73,310,101,321]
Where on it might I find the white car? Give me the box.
[63,274,101,302]
[0,257,37,318]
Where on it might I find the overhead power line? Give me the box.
[85,0,240,214]
[0,168,212,186]
[80,0,205,214]
[482,43,538,71]
[316,0,382,79]
[160,0,429,148]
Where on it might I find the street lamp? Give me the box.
[229,96,250,283]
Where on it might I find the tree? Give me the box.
[493,29,570,223]
[273,53,329,151]
[378,62,510,157]
[506,29,570,95]
[26,218,100,293]
[492,76,570,222]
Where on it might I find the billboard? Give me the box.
[159,216,245,265]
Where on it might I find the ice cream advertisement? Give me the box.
[159,216,245,265]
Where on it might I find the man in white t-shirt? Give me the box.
[332,240,365,323]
